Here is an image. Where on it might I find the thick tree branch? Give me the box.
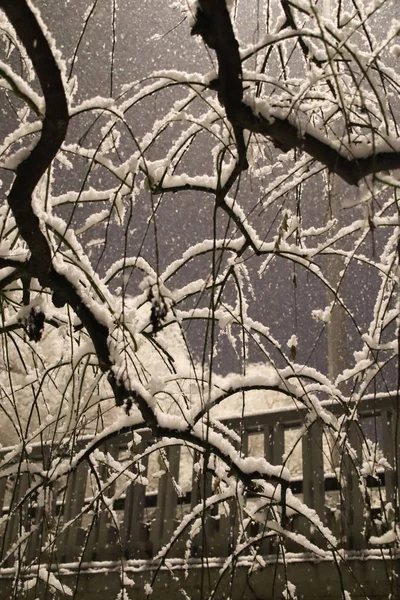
[192,0,248,170]
[239,106,400,186]
[48,268,157,425]
[192,0,400,186]
[0,1,156,426]
[0,0,69,283]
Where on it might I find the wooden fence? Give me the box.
[0,395,399,567]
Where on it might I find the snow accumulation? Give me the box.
[0,294,295,447]
[369,529,397,545]
[23,567,73,596]
[1,3,400,590]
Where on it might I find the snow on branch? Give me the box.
[0,1,399,595]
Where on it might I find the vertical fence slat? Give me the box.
[0,476,6,518]
[260,423,284,555]
[190,450,215,556]
[58,447,88,562]
[299,420,326,547]
[2,471,30,566]
[122,443,150,558]
[303,420,325,519]
[163,445,181,541]
[150,445,180,554]
[211,498,237,557]
[343,420,365,551]
[26,445,51,564]
[264,422,284,466]
[190,453,213,511]
[382,408,400,510]
[90,441,119,561]
[0,475,7,564]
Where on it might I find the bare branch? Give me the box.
[193,0,249,169]
[0,0,68,282]
[193,0,400,185]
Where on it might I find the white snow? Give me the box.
[369,530,396,545]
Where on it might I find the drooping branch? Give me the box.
[0,0,69,283]
[0,0,146,433]
[192,0,400,186]
[0,4,289,501]
[279,0,336,98]
[0,0,155,424]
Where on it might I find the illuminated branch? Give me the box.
[0,0,68,282]
[193,0,400,186]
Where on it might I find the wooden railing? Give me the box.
[0,395,399,566]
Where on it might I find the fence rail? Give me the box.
[0,395,399,566]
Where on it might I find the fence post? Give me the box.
[122,442,150,558]
[301,420,326,546]
[57,444,88,562]
[190,450,215,556]
[150,445,181,555]
[342,419,365,550]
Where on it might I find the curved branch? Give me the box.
[0,0,69,282]
[0,1,156,425]
[44,421,289,498]
[192,384,295,425]
[193,0,400,186]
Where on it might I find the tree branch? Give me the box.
[192,0,248,170]
[279,0,336,98]
[192,0,400,186]
[0,0,69,283]
[0,1,156,425]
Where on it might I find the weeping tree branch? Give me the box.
[0,0,154,423]
[0,0,68,283]
[0,0,289,501]
[279,0,336,98]
[192,0,400,186]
